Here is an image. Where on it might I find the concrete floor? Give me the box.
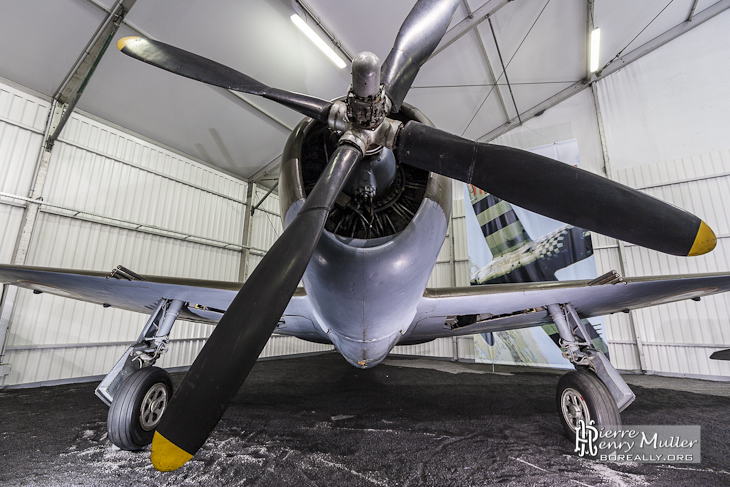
[1,353,729,486]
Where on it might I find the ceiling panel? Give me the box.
[407,31,506,137]
[594,0,697,72]
[305,0,468,62]
[0,0,723,184]
[0,0,104,97]
[77,23,293,178]
[123,0,349,101]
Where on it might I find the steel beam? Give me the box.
[0,98,59,370]
[587,0,595,78]
[80,0,294,140]
[251,182,279,216]
[460,0,510,125]
[687,0,701,21]
[589,82,646,372]
[477,0,730,142]
[56,0,136,103]
[250,154,283,184]
[50,0,136,147]
[238,182,256,282]
[294,0,354,62]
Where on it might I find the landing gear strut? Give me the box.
[548,303,634,440]
[95,298,183,450]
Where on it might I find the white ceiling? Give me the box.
[0,0,723,185]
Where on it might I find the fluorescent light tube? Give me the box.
[291,14,347,69]
[590,28,601,73]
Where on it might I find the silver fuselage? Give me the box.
[279,105,452,368]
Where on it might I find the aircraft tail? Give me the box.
[468,185,531,258]
[468,184,608,359]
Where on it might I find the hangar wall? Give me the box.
[0,81,332,387]
[490,11,730,379]
[3,10,730,386]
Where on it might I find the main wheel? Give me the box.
[556,369,621,442]
[107,366,173,450]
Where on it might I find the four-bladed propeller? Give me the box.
[116,0,716,472]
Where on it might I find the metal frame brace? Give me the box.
[95,298,184,406]
[547,303,635,412]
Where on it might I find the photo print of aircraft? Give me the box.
[1,0,728,473]
[466,184,608,360]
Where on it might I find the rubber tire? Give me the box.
[107,366,173,451]
[556,369,621,443]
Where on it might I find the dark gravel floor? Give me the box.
[0,352,729,486]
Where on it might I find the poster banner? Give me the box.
[466,139,608,368]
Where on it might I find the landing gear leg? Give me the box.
[547,303,634,440]
[95,298,184,450]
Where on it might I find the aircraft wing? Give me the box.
[403,273,730,343]
[0,265,324,341]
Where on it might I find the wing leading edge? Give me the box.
[403,273,730,343]
[3,265,730,350]
[0,265,321,340]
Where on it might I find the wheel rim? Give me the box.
[139,383,169,431]
[561,387,591,433]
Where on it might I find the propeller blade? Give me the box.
[381,0,461,112]
[396,121,716,256]
[149,144,363,472]
[117,36,333,122]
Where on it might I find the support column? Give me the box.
[0,100,60,374]
[590,82,646,373]
[238,182,255,282]
[449,196,459,362]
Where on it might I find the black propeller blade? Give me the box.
[396,121,716,256]
[381,0,461,112]
[117,37,334,123]
[149,144,362,471]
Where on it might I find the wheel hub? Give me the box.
[561,387,590,433]
[139,382,169,431]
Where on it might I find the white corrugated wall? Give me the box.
[245,185,285,280]
[0,80,330,387]
[488,13,730,379]
[0,83,49,264]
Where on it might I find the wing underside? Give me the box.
[403,273,730,343]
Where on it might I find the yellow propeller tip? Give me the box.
[688,220,716,256]
[150,431,193,472]
[117,36,140,51]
